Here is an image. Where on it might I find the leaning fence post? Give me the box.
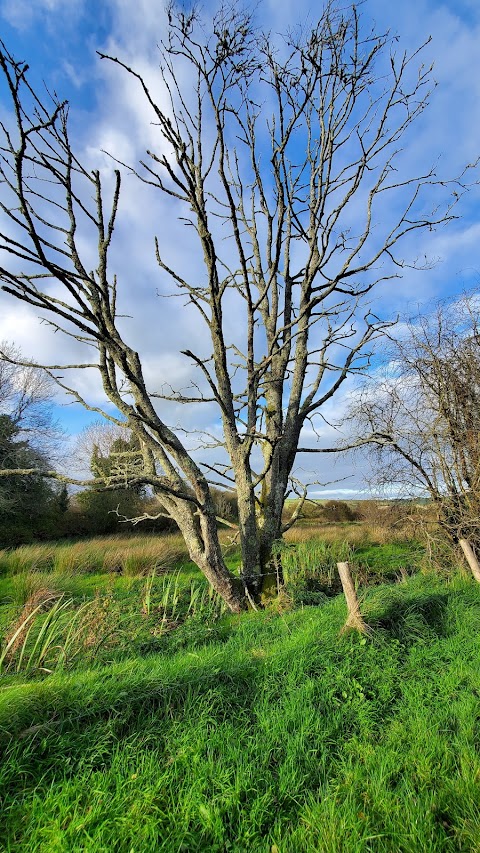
[337,561,371,635]
[458,539,480,584]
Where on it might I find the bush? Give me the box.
[320,500,359,522]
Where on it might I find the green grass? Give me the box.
[354,541,424,571]
[0,565,228,677]
[0,543,480,851]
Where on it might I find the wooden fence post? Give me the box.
[337,561,371,635]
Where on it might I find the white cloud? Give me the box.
[0,0,85,30]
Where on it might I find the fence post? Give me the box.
[337,561,370,635]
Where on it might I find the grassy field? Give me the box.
[1,530,480,851]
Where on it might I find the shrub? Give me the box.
[320,500,359,522]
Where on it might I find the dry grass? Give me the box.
[285,522,366,546]
[0,533,190,577]
[0,519,425,589]
[0,593,108,675]
[284,520,419,547]
[75,591,122,656]
[3,588,57,663]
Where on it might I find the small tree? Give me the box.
[76,431,147,535]
[72,421,181,534]
[350,294,480,581]
[0,6,467,608]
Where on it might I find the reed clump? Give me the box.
[0,534,190,578]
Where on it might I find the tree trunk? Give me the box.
[258,539,284,601]
[256,473,288,600]
[235,493,285,603]
[337,561,370,635]
[172,496,247,613]
[458,538,480,583]
[196,551,246,613]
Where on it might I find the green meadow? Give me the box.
[1,532,480,852]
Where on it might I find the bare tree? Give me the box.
[0,340,62,457]
[0,4,467,609]
[350,294,480,581]
[0,344,63,528]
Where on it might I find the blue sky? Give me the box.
[0,0,479,495]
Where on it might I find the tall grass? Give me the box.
[284,521,366,545]
[0,533,189,577]
[284,520,418,547]
[0,522,424,581]
[279,538,353,581]
[1,574,480,851]
[0,593,95,675]
[141,568,227,631]
[1,560,231,678]
[277,539,353,605]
